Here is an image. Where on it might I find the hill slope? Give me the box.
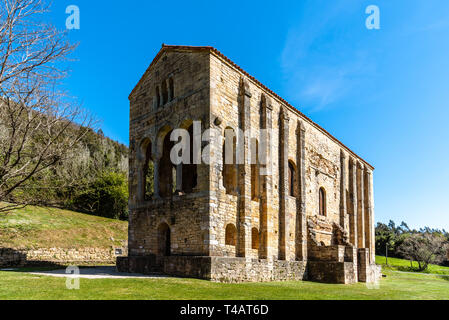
[376,256,449,275]
[0,205,128,250]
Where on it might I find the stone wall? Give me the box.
[357,248,381,283]
[119,255,307,283]
[208,257,307,283]
[308,261,357,284]
[0,247,123,267]
[208,49,375,263]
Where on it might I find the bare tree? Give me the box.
[398,233,449,271]
[0,0,94,213]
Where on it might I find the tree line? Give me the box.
[376,220,449,271]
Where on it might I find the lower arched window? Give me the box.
[288,161,297,197]
[319,187,326,216]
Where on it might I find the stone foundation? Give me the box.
[118,256,307,283]
[308,261,357,284]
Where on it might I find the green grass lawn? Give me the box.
[0,267,448,300]
[0,204,447,300]
[376,256,449,275]
[0,204,127,249]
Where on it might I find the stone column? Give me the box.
[175,164,183,194]
[236,78,252,258]
[279,107,290,260]
[135,146,144,203]
[259,94,273,259]
[339,150,348,229]
[349,158,358,247]
[295,120,307,261]
[152,151,161,199]
[356,162,365,248]
[365,169,375,263]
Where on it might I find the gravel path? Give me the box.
[28,266,169,279]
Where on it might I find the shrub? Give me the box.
[70,171,129,220]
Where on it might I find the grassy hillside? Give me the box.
[376,256,449,275]
[0,205,128,249]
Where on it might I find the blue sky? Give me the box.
[46,0,449,230]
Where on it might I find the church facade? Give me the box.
[117,45,381,283]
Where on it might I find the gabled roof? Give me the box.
[130,44,374,170]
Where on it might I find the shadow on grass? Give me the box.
[395,265,426,273]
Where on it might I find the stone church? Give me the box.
[117,45,381,283]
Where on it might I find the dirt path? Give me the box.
[27,266,169,279]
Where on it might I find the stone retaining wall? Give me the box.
[0,247,125,267]
[118,255,307,283]
[208,257,307,283]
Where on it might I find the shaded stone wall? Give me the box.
[0,247,122,267]
[128,196,209,258]
[128,49,211,258]
[161,256,307,283]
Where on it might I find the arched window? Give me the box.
[159,129,175,198]
[225,224,237,246]
[182,124,197,193]
[319,187,326,216]
[141,139,153,201]
[288,161,296,197]
[157,222,171,256]
[251,227,259,250]
[223,127,237,194]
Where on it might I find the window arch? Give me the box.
[251,227,259,250]
[141,139,153,201]
[225,224,237,246]
[319,187,326,216]
[288,160,297,197]
[159,128,176,198]
[181,124,197,193]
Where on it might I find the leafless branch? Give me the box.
[0,0,95,213]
